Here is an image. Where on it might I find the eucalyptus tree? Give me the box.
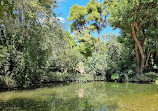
[104,0,157,74]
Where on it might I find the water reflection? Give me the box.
[0,98,52,111]
[79,88,85,98]
[0,82,158,111]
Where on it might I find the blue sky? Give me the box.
[54,0,120,38]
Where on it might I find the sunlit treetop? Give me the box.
[86,0,107,23]
[68,4,87,32]
[104,0,157,32]
[103,0,157,73]
[68,4,87,23]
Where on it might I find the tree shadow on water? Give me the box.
[0,98,52,111]
[0,96,119,111]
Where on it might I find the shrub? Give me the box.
[111,73,119,81]
[76,74,94,82]
[0,75,16,88]
[85,53,109,78]
[55,49,83,72]
[145,72,158,81]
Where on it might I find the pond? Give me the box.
[0,82,158,111]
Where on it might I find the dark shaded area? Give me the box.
[0,99,52,111]
[0,94,119,111]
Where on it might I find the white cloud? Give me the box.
[57,17,65,23]
[56,0,65,2]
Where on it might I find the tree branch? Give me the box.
[115,24,132,37]
[138,3,152,28]
[137,0,142,11]
[134,0,138,21]
[145,48,151,67]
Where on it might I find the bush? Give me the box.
[76,74,94,82]
[156,78,158,84]
[46,72,79,82]
[145,72,158,81]
[85,53,109,78]
[111,73,119,81]
[55,49,83,72]
[0,75,16,88]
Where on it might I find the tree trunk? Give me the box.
[98,31,101,53]
[156,37,158,59]
[135,43,140,73]
[92,41,96,53]
[145,49,151,67]
[140,55,145,74]
[131,22,145,74]
[19,10,22,25]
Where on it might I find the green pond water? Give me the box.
[0,82,158,111]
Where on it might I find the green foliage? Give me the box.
[68,4,87,21]
[0,0,74,89]
[85,53,109,76]
[47,72,72,82]
[105,0,157,73]
[73,29,95,58]
[0,0,157,90]
[66,32,77,49]
[86,0,103,23]
[0,46,9,68]
[111,73,119,80]
[55,49,81,72]
[76,74,94,82]
[0,75,16,88]
[156,78,158,84]
[85,33,135,81]
[116,32,136,72]
[145,72,158,80]
[105,37,122,69]
[68,4,87,32]
[68,0,107,53]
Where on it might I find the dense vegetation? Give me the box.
[0,0,157,90]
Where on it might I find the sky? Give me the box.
[54,0,120,38]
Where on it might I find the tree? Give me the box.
[68,0,107,54]
[85,53,109,79]
[87,0,107,53]
[105,0,157,74]
[74,29,96,59]
[0,0,71,88]
[68,4,87,32]
[68,4,94,58]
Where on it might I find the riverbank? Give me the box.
[1,72,158,92]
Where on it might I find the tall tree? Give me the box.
[68,4,87,32]
[105,0,157,74]
[87,0,107,53]
[68,4,95,58]
[0,0,69,88]
[68,0,107,53]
